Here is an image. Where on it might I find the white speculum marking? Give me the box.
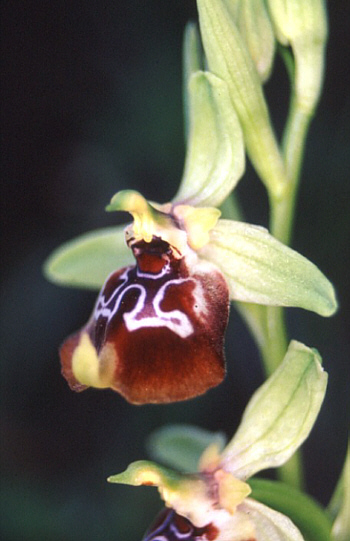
[93,266,208,339]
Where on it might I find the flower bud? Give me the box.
[266,0,328,113]
[226,0,276,82]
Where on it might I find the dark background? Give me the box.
[1,1,349,540]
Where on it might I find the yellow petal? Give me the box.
[72,333,114,388]
[174,205,221,250]
[214,469,251,514]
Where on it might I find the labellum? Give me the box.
[60,231,229,404]
[142,508,219,541]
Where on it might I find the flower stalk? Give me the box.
[42,0,344,538]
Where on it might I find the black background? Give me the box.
[1,1,350,540]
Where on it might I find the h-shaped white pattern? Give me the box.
[94,267,196,339]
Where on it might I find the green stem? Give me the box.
[277,452,305,490]
[264,97,313,375]
[231,66,316,492]
[260,306,288,376]
[270,98,312,245]
[261,98,313,490]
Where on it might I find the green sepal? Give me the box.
[199,219,338,316]
[43,226,133,289]
[221,340,327,479]
[250,478,332,541]
[147,424,227,473]
[174,70,245,208]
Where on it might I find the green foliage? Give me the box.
[44,226,132,289]
[200,220,338,316]
[147,424,227,472]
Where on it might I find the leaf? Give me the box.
[44,226,133,289]
[147,424,227,473]
[221,340,328,479]
[173,71,245,208]
[200,219,338,316]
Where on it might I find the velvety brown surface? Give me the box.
[60,238,229,403]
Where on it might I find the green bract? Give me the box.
[199,220,337,316]
[221,340,328,478]
[196,0,288,197]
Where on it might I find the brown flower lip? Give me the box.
[60,236,229,404]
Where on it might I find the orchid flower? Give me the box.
[108,341,329,540]
[44,24,336,405]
